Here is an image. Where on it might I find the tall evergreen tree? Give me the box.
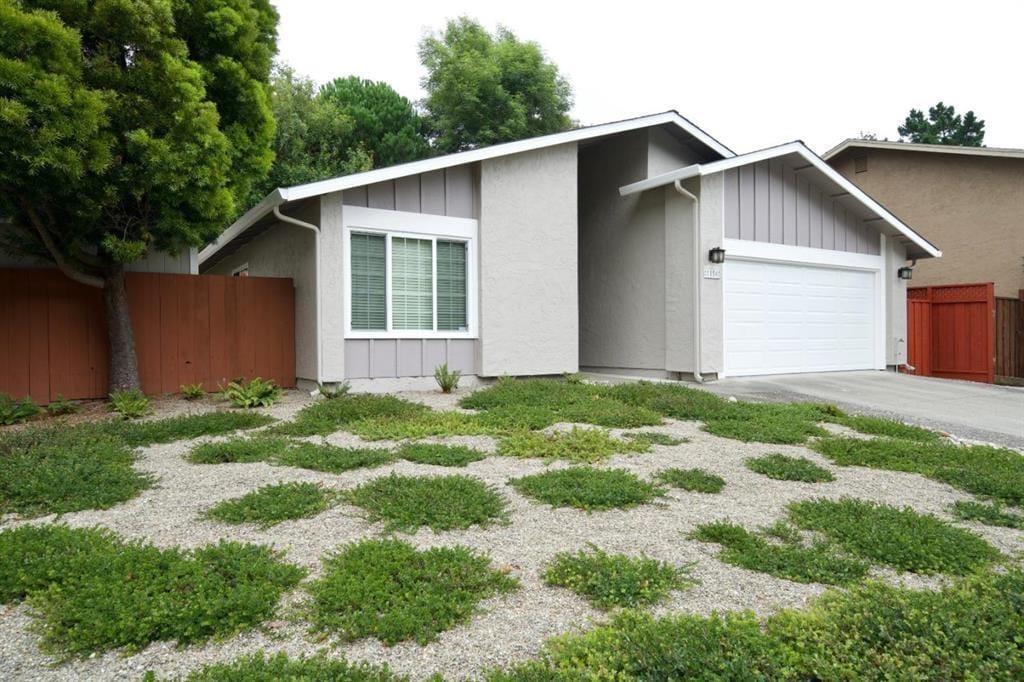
[898,102,985,146]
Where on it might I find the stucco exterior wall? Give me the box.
[829,150,1024,297]
[698,172,726,375]
[319,191,345,381]
[884,237,909,367]
[205,200,319,382]
[478,142,578,376]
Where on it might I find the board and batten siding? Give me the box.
[344,339,477,379]
[342,164,477,219]
[724,160,880,255]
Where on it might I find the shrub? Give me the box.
[318,381,351,399]
[309,538,518,645]
[745,454,835,483]
[204,482,335,528]
[0,393,41,425]
[624,431,687,446]
[45,394,79,416]
[692,521,869,585]
[399,442,486,467]
[788,497,1000,575]
[434,362,461,393]
[656,467,725,493]
[813,436,1024,507]
[950,500,1024,529]
[0,525,304,655]
[183,652,408,681]
[274,393,427,437]
[276,442,395,473]
[180,383,206,401]
[108,389,150,419]
[498,427,650,463]
[509,467,664,511]
[223,377,282,408]
[543,545,695,609]
[833,414,940,442]
[347,473,510,533]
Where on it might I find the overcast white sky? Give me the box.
[273,0,1023,154]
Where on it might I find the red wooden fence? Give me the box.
[0,270,295,404]
[906,283,995,384]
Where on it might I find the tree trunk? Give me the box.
[103,263,141,393]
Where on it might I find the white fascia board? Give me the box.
[199,190,285,264]
[822,138,1024,161]
[619,141,941,259]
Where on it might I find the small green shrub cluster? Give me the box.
[745,454,835,483]
[348,410,490,440]
[317,381,351,399]
[814,436,1024,507]
[274,393,427,437]
[656,467,725,493]
[189,435,396,473]
[309,538,518,644]
[204,482,335,528]
[692,521,869,585]
[108,389,150,419]
[509,467,664,511]
[223,377,282,408]
[183,652,408,681]
[624,431,687,446]
[189,435,289,464]
[346,473,509,533]
[788,497,1000,575]
[0,393,41,425]
[433,362,461,393]
[950,500,1024,529]
[398,442,486,467]
[833,414,940,441]
[543,546,695,609]
[45,394,79,416]
[489,570,1024,680]
[0,525,304,655]
[498,427,649,463]
[180,383,206,400]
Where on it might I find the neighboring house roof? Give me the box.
[823,139,1024,161]
[200,111,734,265]
[618,141,942,259]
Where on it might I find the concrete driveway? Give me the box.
[700,371,1024,449]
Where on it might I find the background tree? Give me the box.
[0,0,278,391]
[419,16,573,153]
[898,102,985,146]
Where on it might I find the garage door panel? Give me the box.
[725,259,878,376]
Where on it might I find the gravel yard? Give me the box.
[1,384,1022,681]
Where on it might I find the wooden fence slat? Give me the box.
[28,272,50,404]
[995,295,1023,380]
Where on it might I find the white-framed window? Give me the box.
[344,206,477,339]
[231,263,249,277]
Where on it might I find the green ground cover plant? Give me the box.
[275,394,428,437]
[656,467,726,493]
[509,467,664,511]
[488,570,1024,680]
[45,394,79,416]
[222,377,282,408]
[497,427,649,463]
[188,435,290,464]
[276,442,396,473]
[398,442,486,467]
[692,521,869,585]
[788,497,1000,575]
[0,524,304,656]
[624,431,687,446]
[347,410,491,440]
[180,383,206,400]
[308,538,517,645]
[950,500,1024,529]
[113,411,274,447]
[108,389,150,419]
[543,546,695,609]
[346,473,509,533]
[745,454,835,483]
[814,436,1024,506]
[181,652,408,681]
[203,482,335,528]
[0,394,40,425]
[832,414,940,441]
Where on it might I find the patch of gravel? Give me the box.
[1,393,1021,681]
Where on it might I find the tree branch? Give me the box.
[19,197,105,288]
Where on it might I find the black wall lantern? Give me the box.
[897,266,913,280]
[708,247,726,264]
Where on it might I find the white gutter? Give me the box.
[273,206,324,386]
[672,180,703,383]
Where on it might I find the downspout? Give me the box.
[672,180,703,383]
[273,206,324,386]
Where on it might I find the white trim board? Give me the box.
[823,138,1024,161]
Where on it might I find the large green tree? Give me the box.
[898,102,985,146]
[419,16,573,153]
[0,0,277,391]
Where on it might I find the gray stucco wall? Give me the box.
[319,191,345,381]
[884,238,909,367]
[479,142,578,376]
[342,164,478,219]
[204,200,319,382]
[698,172,726,375]
[724,161,881,255]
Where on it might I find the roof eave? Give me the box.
[199,189,285,265]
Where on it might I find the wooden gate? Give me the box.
[0,269,295,403]
[906,283,994,384]
[995,292,1024,383]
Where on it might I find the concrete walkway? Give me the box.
[699,371,1024,449]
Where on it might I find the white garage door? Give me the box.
[724,259,878,376]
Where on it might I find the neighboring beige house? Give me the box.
[201,112,939,389]
[824,140,1024,298]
